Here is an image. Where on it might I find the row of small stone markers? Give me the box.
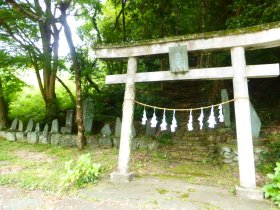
[0,118,64,144]
[0,113,162,151]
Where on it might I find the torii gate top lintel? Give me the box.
[94,22,280,59]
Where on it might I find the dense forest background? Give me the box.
[0,0,279,138]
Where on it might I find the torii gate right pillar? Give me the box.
[231,47,262,200]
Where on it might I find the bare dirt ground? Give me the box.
[14,150,56,163]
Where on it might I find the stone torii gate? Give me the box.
[93,24,280,199]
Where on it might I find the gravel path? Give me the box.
[0,176,276,210]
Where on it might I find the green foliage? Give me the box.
[262,162,280,207]
[0,51,26,102]
[91,85,124,123]
[56,82,76,111]
[8,78,76,123]
[69,48,106,97]
[0,139,117,192]
[9,87,46,123]
[157,133,173,145]
[98,0,230,44]
[227,0,280,29]
[60,153,101,189]
[258,138,280,174]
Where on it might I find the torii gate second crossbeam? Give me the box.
[93,23,280,200]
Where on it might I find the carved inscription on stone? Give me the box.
[169,45,189,73]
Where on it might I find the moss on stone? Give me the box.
[95,21,280,49]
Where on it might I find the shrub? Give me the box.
[258,138,280,174]
[60,153,101,189]
[262,162,280,207]
[9,87,46,122]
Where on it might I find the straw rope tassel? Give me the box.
[171,110,177,132]
[218,104,224,123]
[207,105,216,128]
[160,109,167,131]
[150,108,158,128]
[198,108,204,130]
[187,109,193,131]
[141,107,147,125]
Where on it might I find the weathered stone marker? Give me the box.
[16,120,25,142]
[221,89,231,127]
[146,118,157,136]
[83,97,94,133]
[10,118,18,131]
[250,102,261,140]
[39,124,49,144]
[61,110,75,134]
[114,117,122,138]
[94,25,280,199]
[101,123,112,137]
[51,119,60,133]
[169,45,189,73]
[100,123,112,148]
[18,120,24,132]
[35,123,41,133]
[26,119,34,132]
[43,124,49,134]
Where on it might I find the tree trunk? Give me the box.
[60,4,86,149]
[4,0,61,122]
[0,78,9,129]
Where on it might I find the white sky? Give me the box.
[59,15,83,56]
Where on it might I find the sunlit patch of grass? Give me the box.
[156,188,169,194]
[130,148,239,187]
[179,193,189,199]
[0,139,118,193]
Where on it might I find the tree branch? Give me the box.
[5,0,41,21]
[113,0,127,30]
[29,52,47,104]
[85,75,100,93]
[56,76,76,105]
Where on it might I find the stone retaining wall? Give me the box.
[0,129,264,165]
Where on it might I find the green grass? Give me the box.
[0,138,239,193]
[0,138,118,193]
[179,193,189,199]
[156,188,169,194]
[130,150,239,187]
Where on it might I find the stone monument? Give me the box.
[221,89,231,127]
[18,120,24,132]
[83,97,94,133]
[26,119,34,132]
[100,123,112,148]
[35,123,41,133]
[146,118,156,136]
[114,117,122,138]
[16,120,26,142]
[250,102,261,140]
[61,110,75,134]
[39,124,49,144]
[51,119,60,133]
[10,118,18,131]
[169,45,189,73]
[101,123,112,137]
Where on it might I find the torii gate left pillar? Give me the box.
[110,57,137,182]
